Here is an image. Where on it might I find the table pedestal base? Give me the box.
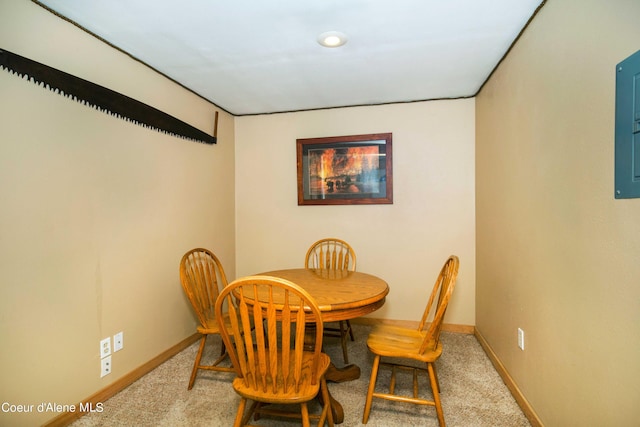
[326,363,360,383]
[305,327,362,423]
[321,363,361,423]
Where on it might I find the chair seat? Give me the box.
[367,324,442,362]
[196,322,220,335]
[233,352,331,404]
[196,312,244,335]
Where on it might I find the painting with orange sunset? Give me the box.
[297,133,392,205]
[308,145,384,197]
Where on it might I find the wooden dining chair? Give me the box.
[305,238,356,364]
[362,255,460,427]
[215,275,334,427]
[179,248,235,390]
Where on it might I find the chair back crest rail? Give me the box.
[305,238,356,271]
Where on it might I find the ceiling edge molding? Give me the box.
[30,0,231,115]
[474,0,548,97]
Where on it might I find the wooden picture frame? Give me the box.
[297,133,393,205]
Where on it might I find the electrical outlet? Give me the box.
[113,331,123,352]
[517,328,525,350]
[100,355,112,377]
[100,337,111,358]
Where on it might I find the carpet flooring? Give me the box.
[70,324,530,426]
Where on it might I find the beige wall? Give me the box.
[0,2,235,426]
[14,0,638,426]
[476,0,640,425]
[235,100,476,325]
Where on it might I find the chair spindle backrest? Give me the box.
[215,275,325,394]
[305,238,356,271]
[417,255,460,353]
[179,248,228,328]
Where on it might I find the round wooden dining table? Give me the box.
[259,268,389,321]
[258,267,389,423]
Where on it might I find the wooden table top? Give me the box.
[257,268,389,322]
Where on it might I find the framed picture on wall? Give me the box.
[296,133,393,205]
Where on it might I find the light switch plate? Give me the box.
[113,331,123,352]
[100,337,111,358]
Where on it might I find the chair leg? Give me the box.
[432,360,441,394]
[318,401,327,427]
[339,322,349,364]
[220,340,226,357]
[233,397,247,427]
[427,362,445,427]
[362,354,381,424]
[238,400,258,426]
[301,402,310,427]
[253,402,262,421]
[346,319,355,341]
[319,376,334,427]
[188,334,207,390]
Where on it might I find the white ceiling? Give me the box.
[36,0,544,116]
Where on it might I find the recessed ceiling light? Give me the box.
[317,31,348,48]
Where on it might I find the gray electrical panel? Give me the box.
[615,49,640,199]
